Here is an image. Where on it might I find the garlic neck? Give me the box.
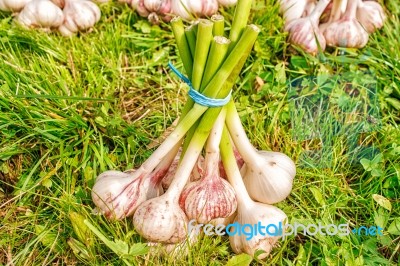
[342,0,360,20]
[225,100,259,167]
[308,0,330,23]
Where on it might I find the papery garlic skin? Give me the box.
[171,0,218,21]
[133,194,188,243]
[131,0,150,17]
[58,0,101,36]
[279,0,309,24]
[323,0,369,48]
[242,151,295,204]
[217,0,237,8]
[17,0,64,30]
[284,0,330,54]
[91,170,162,220]
[0,0,31,12]
[229,203,287,259]
[181,174,237,223]
[356,0,386,34]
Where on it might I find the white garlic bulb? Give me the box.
[217,0,236,8]
[356,0,386,34]
[279,0,309,24]
[50,0,65,8]
[58,0,101,36]
[242,151,296,204]
[323,0,369,48]
[220,132,289,259]
[284,0,330,54]
[91,170,163,220]
[179,154,237,224]
[17,0,64,31]
[0,0,31,12]
[229,203,287,259]
[133,193,189,243]
[171,0,218,21]
[131,0,150,17]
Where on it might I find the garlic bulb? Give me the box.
[17,0,64,31]
[220,131,288,259]
[284,0,330,54]
[130,0,173,24]
[241,151,296,204]
[133,193,189,243]
[179,153,237,224]
[58,0,101,36]
[50,0,65,8]
[131,0,150,17]
[0,0,31,12]
[319,0,347,24]
[225,102,296,204]
[172,0,218,21]
[229,203,287,259]
[356,0,386,34]
[323,0,368,48]
[91,170,163,220]
[217,0,236,8]
[279,0,309,25]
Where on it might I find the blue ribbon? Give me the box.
[168,61,231,107]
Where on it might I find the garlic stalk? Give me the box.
[284,0,330,54]
[225,101,296,204]
[220,127,288,259]
[356,0,386,34]
[58,0,101,37]
[323,0,368,48]
[179,109,237,224]
[17,0,64,31]
[0,0,30,12]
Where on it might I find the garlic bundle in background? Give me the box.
[280,0,386,54]
[121,0,238,24]
[0,0,103,36]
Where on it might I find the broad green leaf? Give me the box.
[360,158,372,171]
[387,218,400,235]
[225,254,253,266]
[309,187,325,205]
[372,194,392,211]
[69,212,93,247]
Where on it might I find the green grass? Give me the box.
[1,1,400,265]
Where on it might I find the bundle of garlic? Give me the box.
[280,0,386,54]
[119,0,237,24]
[91,0,296,259]
[0,0,102,36]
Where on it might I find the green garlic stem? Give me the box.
[171,17,193,79]
[204,107,227,171]
[229,0,253,47]
[225,100,258,163]
[220,126,253,206]
[185,22,199,58]
[191,20,214,91]
[211,14,225,36]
